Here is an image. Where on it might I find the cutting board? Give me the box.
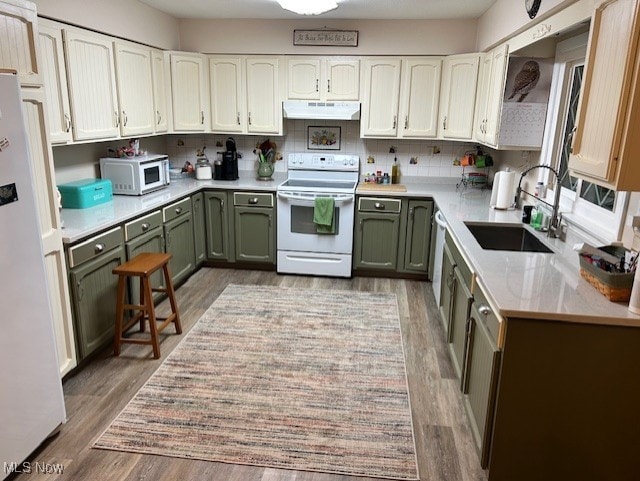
[358,183,408,192]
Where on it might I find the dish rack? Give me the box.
[455,147,492,192]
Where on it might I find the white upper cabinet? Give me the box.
[63,28,120,141]
[361,57,402,137]
[398,57,442,138]
[287,57,360,101]
[170,52,207,132]
[438,53,481,140]
[287,57,321,100]
[0,0,40,86]
[474,45,508,146]
[114,41,155,137]
[151,50,168,133]
[209,56,244,133]
[246,56,281,134]
[325,59,359,100]
[37,19,72,144]
[570,0,640,191]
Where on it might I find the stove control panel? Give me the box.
[288,153,359,171]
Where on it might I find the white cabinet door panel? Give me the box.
[361,58,401,137]
[210,56,243,132]
[439,53,480,140]
[399,58,441,138]
[151,50,168,133]
[63,29,119,140]
[326,59,359,100]
[171,53,206,132]
[288,58,321,100]
[114,42,154,137]
[246,57,281,134]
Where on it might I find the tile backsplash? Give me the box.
[166,119,494,180]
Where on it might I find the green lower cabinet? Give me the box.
[164,212,195,286]
[204,191,231,261]
[69,245,125,359]
[439,240,455,334]
[234,206,275,263]
[463,302,501,469]
[125,226,165,304]
[353,211,400,270]
[192,193,206,266]
[402,199,434,272]
[448,265,473,379]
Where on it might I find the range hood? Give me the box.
[282,100,360,120]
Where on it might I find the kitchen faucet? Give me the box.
[514,164,567,240]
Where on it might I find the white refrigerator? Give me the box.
[0,73,66,478]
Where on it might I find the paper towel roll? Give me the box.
[490,170,516,210]
[628,267,640,314]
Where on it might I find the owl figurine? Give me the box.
[508,60,540,102]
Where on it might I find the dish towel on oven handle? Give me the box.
[313,197,336,234]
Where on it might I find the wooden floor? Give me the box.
[16,268,487,481]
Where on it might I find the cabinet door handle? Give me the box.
[268,214,272,227]
[64,113,72,132]
[122,110,128,127]
[327,79,331,93]
[392,115,397,130]
[442,116,447,130]
[316,78,319,92]
[249,197,259,205]
[374,202,385,210]
[114,111,120,127]
[200,111,204,125]
[478,304,492,316]
[175,207,183,215]
[404,115,408,130]
[248,112,252,125]
[157,110,162,125]
[141,223,150,231]
[94,243,105,254]
[409,207,414,218]
[237,112,241,125]
[220,199,225,211]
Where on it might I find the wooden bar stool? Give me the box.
[113,252,182,359]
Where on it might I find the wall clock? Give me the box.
[525,0,542,19]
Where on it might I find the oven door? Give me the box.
[277,191,354,254]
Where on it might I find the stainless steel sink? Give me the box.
[464,222,553,253]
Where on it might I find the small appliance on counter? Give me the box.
[57,178,113,209]
[214,137,239,181]
[100,153,170,195]
[195,146,212,180]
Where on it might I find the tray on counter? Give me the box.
[358,183,407,192]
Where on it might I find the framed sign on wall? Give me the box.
[293,29,359,47]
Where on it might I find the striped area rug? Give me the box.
[94,284,418,480]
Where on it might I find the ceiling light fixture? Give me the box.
[276,0,338,15]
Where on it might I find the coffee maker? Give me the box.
[214,137,239,181]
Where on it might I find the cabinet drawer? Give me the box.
[358,197,401,213]
[234,192,274,207]
[472,285,501,346]
[163,197,192,222]
[124,210,162,241]
[68,226,124,268]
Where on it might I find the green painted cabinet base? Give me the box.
[164,212,195,286]
[192,192,206,266]
[69,245,125,359]
[354,211,400,270]
[204,191,231,261]
[234,206,275,263]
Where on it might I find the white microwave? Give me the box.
[100,154,170,195]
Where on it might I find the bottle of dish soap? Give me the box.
[391,157,400,184]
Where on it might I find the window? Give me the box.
[541,31,628,242]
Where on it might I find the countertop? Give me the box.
[359,178,640,327]
[60,172,286,244]
[60,173,640,327]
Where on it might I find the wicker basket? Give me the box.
[578,245,633,302]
